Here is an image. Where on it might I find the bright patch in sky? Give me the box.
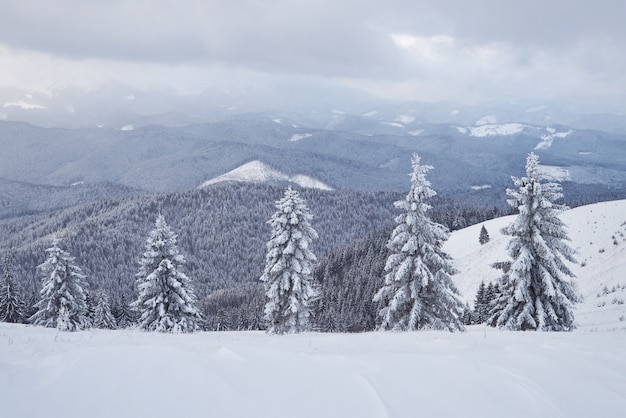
[391,34,455,59]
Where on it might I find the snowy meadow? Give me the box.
[2,199,626,418]
[1,324,625,418]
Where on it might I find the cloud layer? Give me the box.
[1,0,624,105]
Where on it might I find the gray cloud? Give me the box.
[0,0,404,78]
[0,0,625,104]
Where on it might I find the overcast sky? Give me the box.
[1,0,625,106]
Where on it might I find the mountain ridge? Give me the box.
[1,117,625,199]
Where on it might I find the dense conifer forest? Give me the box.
[1,178,623,331]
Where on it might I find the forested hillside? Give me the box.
[3,175,624,330]
[0,178,140,220]
[0,183,398,299]
[0,181,515,328]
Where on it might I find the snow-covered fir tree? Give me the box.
[260,187,319,334]
[489,153,579,331]
[92,291,117,329]
[0,254,25,323]
[84,292,97,327]
[479,225,490,245]
[134,215,202,333]
[374,154,465,331]
[472,282,492,324]
[114,294,136,328]
[30,237,90,331]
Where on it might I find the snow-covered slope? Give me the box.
[446,199,626,332]
[197,160,333,191]
[469,122,526,137]
[1,323,625,418]
[2,201,626,418]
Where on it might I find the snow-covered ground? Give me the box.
[2,200,626,418]
[534,128,572,150]
[288,133,313,142]
[446,199,626,333]
[1,324,625,418]
[469,123,525,137]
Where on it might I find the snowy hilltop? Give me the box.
[446,199,626,333]
[198,160,334,191]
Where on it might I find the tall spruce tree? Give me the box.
[490,153,579,331]
[134,215,202,333]
[260,187,319,334]
[0,254,25,323]
[30,237,89,331]
[373,154,465,331]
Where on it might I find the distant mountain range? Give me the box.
[1,85,626,222]
[1,114,626,198]
[2,82,626,132]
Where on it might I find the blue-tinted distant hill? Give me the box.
[1,116,626,199]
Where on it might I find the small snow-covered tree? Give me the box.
[490,153,579,331]
[114,294,136,328]
[260,187,319,334]
[0,254,25,323]
[472,281,490,324]
[30,237,89,331]
[134,215,202,333]
[84,292,97,327]
[93,291,117,329]
[479,225,490,245]
[373,153,465,331]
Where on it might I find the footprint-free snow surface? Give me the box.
[2,200,626,418]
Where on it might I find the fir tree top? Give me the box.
[396,153,436,214]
